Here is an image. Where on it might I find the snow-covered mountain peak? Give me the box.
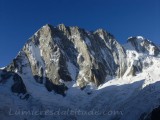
[127,36,152,43]
[126,36,160,56]
[1,24,160,120]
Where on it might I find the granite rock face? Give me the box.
[6,24,127,93]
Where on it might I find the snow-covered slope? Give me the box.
[0,24,160,120]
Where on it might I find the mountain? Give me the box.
[6,24,127,94]
[0,24,160,120]
[127,36,160,56]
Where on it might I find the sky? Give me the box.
[0,0,160,67]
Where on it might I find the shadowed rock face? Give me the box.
[149,106,160,120]
[0,69,29,99]
[140,106,160,120]
[6,24,127,92]
[11,74,27,94]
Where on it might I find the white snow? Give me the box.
[77,53,83,62]
[67,61,77,81]
[27,42,45,68]
[128,36,133,39]
[149,45,155,55]
[136,36,144,39]
[91,50,95,55]
[0,67,5,70]
[84,37,92,46]
[99,33,105,40]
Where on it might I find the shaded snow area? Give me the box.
[84,37,92,46]
[67,61,77,81]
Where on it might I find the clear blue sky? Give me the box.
[0,0,160,67]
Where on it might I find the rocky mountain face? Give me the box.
[6,24,128,95]
[1,24,160,120]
